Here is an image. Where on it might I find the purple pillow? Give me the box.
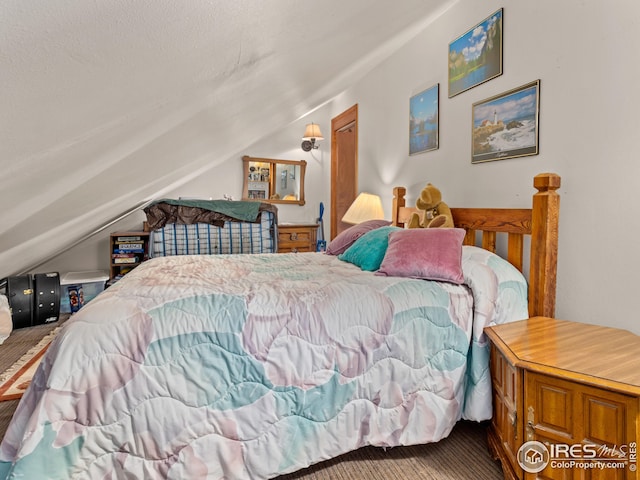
[326,219,391,255]
[376,228,466,284]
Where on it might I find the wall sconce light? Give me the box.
[341,193,385,224]
[301,123,324,152]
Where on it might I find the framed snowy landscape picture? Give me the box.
[471,80,540,164]
[409,83,439,155]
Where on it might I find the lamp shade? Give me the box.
[302,123,324,140]
[341,193,385,224]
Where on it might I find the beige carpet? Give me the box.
[281,421,504,479]
[0,315,504,479]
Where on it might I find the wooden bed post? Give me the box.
[528,172,561,318]
[392,187,406,228]
[391,174,561,319]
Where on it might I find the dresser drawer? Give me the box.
[485,317,640,480]
[277,224,317,253]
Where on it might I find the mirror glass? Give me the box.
[242,156,306,205]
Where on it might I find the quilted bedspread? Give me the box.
[0,247,528,479]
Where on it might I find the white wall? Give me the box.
[37,109,333,275]
[41,0,640,334]
[327,0,640,333]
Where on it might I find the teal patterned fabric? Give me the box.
[338,225,401,271]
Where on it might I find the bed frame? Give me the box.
[391,172,560,318]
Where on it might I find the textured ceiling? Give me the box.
[0,0,455,277]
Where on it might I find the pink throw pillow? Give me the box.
[376,228,465,284]
[325,219,391,255]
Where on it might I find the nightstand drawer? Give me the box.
[277,224,317,253]
[485,317,640,480]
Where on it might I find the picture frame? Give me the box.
[409,83,439,155]
[448,8,503,98]
[471,79,540,164]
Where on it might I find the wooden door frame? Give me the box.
[330,104,358,239]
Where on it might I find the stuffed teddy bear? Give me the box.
[407,183,454,229]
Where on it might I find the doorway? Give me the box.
[330,104,358,240]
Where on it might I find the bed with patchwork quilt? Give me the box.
[0,245,527,479]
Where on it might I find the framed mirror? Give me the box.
[242,156,306,205]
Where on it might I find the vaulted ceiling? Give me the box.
[0,0,455,278]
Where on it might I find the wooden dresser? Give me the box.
[277,223,318,253]
[485,317,640,480]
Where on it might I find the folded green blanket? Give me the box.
[150,199,261,222]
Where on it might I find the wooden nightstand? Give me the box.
[485,317,640,480]
[277,223,318,253]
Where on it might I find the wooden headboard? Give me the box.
[391,172,560,319]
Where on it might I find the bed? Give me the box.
[0,173,560,480]
[144,199,279,256]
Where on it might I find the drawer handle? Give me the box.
[526,406,535,441]
[290,233,298,240]
[291,248,298,253]
[508,411,518,442]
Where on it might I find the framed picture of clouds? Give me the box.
[471,79,540,164]
[448,8,503,98]
[409,83,439,155]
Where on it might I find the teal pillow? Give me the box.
[338,226,401,271]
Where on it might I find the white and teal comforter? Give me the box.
[0,247,528,479]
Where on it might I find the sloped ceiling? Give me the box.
[0,0,455,278]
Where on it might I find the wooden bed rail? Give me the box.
[391,173,560,318]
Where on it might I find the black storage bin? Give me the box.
[6,275,34,329]
[33,272,61,325]
[3,272,61,329]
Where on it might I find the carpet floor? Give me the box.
[0,314,504,479]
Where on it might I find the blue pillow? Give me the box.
[338,226,401,271]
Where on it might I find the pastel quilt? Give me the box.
[0,246,528,479]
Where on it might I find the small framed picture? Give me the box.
[449,8,503,98]
[409,83,439,155]
[471,80,540,164]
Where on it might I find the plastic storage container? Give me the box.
[59,271,109,313]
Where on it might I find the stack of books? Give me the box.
[112,235,145,264]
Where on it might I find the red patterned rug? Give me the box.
[0,326,61,402]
